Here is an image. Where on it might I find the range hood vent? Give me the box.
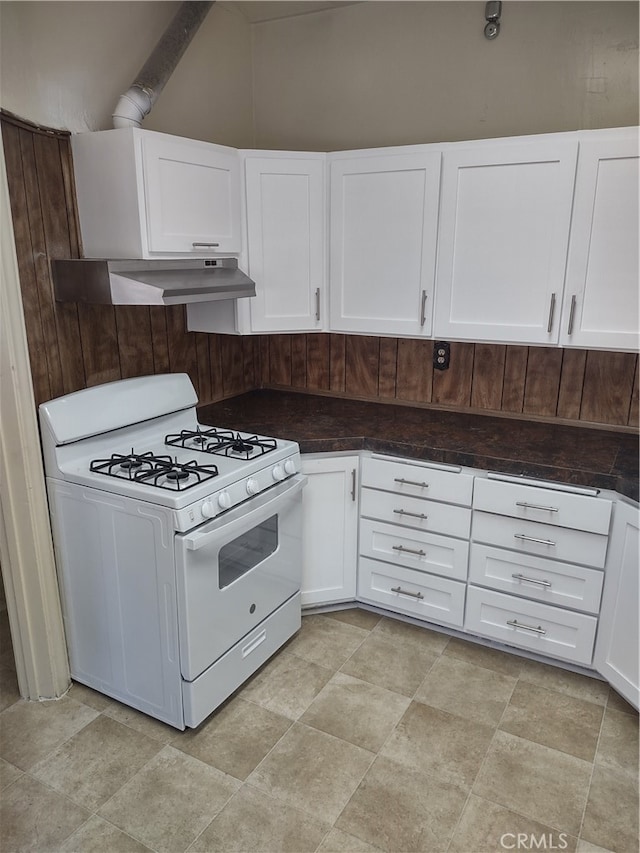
[51,257,255,306]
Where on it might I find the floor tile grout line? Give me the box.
[576,691,611,846]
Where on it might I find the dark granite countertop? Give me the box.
[198,390,639,501]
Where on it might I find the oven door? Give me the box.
[175,474,306,681]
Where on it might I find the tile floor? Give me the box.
[1,608,638,853]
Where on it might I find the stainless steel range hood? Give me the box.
[51,257,255,306]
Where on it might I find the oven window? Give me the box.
[218,515,278,589]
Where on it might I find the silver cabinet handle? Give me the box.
[567,294,577,335]
[512,573,552,588]
[392,544,426,557]
[547,292,556,333]
[394,477,429,489]
[351,469,357,502]
[192,242,220,248]
[514,533,556,547]
[507,619,547,635]
[515,501,559,513]
[420,290,428,327]
[393,509,428,520]
[315,288,321,322]
[391,586,424,600]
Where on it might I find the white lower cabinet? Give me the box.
[300,455,359,607]
[594,499,639,709]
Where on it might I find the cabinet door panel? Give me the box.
[561,132,639,351]
[300,456,358,607]
[245,157,325,332]
[330,152,440,336]
[434,140,578,344]
[142,135,241,254]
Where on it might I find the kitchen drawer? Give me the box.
[360,518,469,581]
[472,511,608,569]
[360,487,471,539]
[465,586,597,666]
[473,477,612,534]
[358,556,465,628]
[361,456,473,506]
[469,544,604,614]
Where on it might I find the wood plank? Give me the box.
[432,342,474,406]
[628,355,639,428]
[115,306,154,379]
[195,333,212,404]
[378,338,399,400]
[290,334,307,388]
[258,336,270,386]
[58,135,82,257]
[149,306,170,374]
[556,349,587,421]
[269,335,292,386]
[306,333,330,391]
[77,304,121,387]
[2,120,52,405]
[329,334,346,393]
[345,336,379,398]
[208,334,224,401]
[396,339,432,403]
[470,344,505,411]
[166,305,198,392]
[501,346,529,413]
[220,335,245,397]
[242,337,258,392]
[581,350,637,425]
[523,347,563,417]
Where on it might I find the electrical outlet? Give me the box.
[433,341,450,370]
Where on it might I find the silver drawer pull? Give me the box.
[192,242,220,248]
[547,292,556,333]
[394,477,429,489]
[392,545,426,557]
[515,501,559,513]
[507,619,547,636]
[420,290,428,327]
[512,573,552,588]
[391,586,424,600]
[393,509,428,520]
[514,533,556,547]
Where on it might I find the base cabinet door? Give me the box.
[300,455,358,607]
[594,499,640,709]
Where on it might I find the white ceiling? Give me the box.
[225,1,362,24]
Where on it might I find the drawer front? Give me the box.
[472,511,608,569]
[473,478,612,534]
[361,457,473,506]
[360,488,471,539]
[465,586,597,666]
[360,518,469,581]
[469,544,604,615]
[358,556,465,627]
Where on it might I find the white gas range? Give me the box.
[39,373,306,729]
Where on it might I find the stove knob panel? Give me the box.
[284,459,297,475]
[201,500,217,519]
[218,491,232,509]
[246,478,260,496]
[272,465,285,481]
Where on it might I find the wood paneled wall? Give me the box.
[3,112,638,431]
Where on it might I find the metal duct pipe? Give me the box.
[112,1,214,129]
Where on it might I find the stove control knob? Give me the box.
[218,491,232,510]
[246,478,260,496]
[201,500,217,519]
[272,465,285,482]
[284,459,297,476]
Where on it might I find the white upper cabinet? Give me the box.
[559,129,639,352]
[243,153,326,332]
[433,138,578,345]
[71,128,241,258]
[329,150,441,337]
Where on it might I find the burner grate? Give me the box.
[164,428,277,460]
[90,451,219,491]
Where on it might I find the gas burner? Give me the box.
[90,451,170,481]
[165,468,190,482]
[165,427,235,453]
[231,437,254,454]
[204,432,278,460]
[90,451,219,491]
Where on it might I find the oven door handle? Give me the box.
[183,474,307,552]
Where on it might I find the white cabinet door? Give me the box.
[244,154,325,332]
[142,132,241,255]
[329,150,441,336]
[300,455,358,607]
[434,139,578,344]
[560,130,639,352]
[594,499,639,710]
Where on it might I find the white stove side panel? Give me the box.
[47,480,184,729]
